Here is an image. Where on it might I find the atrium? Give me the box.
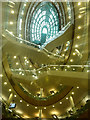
[0,0,90,119]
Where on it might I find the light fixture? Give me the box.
[27,104,29,106]
[24,57,27,59]
[0,74,3,77]
[67,65,70,68]
[11,10,14,14]
[77,36,80,39]
[44,107,46,109]
[48,55,50,57]
[48,68,50,70]
[52,105,55,108]
[66,97,68,100]
[78,2,81,6]
[62,54,64,57]
[75,45,78,48]
[65,69,67,71]
[68,16,71,19]
[87,70,89,72]
[60,84,62,86]
[14,56,16,59]
[20,100,22,102]
[70,59,73,62]
[78,15,81,18]
[77,86,79,89]
[4,82,7,85]
[30,65,32,68]
[73,68,75,71]
[20,41,23,43]
[24,4,26,6]
[38,71,41,73]
[19,68,21,71]
[35,107,37,109]
[26,61,29,63]
[60,102,62,104]
[19,72,22,75]
[14,95,16,97]
[16,62,19,65]
[78,26,81,29]
[73,52,76,55]
[66,44,68,46]
[22,73,24,76]
[72,92,74,95]
[9,89,11,92]
[10,21,13,25]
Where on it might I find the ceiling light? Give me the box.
[62,54,64,57]
[9,89,11,92]
[20,41,23,43]
[75,45,78,48]
[30,65,32,67]
[73,68,75,71]
[77,86,79,89]
[72,92,74,95]
[11,10,14,14]
[87,70,90,72]
[44,107,46,109]
[66,44,68,46]
[77,36,80,39]
[48,68,50,70]
[60,102,62,104]
[73,52,76,55]
[19,68,21,71]
[35,107,37,109]
[52,105,55,108]
[24,57,27,59]
[66,97,68,100]
[10,21,13,25]
[20,100,22,102]
[70,59,73,62]
[78,26,81,29]
[14,56,16,59]
[38,71,41,73]
[14,95,16,97]
[78,2,81,5]
[78,15,81,18]
[48,55,50,57]
[19,72,22,75]
[4,82,7,85]
[24,4,26,6]
[16,62,19,65]
[0,74,3,77]
[68,16,71,19]
[67,65,70,68]
[27,61,29,63]
[60,84,62,86]
[27,104,29,106]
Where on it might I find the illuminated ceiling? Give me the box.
[1,0,89,119]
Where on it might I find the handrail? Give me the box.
[4,22,72,59]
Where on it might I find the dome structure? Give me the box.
[1,0,89,119]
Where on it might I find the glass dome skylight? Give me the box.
[30,2,60,46]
